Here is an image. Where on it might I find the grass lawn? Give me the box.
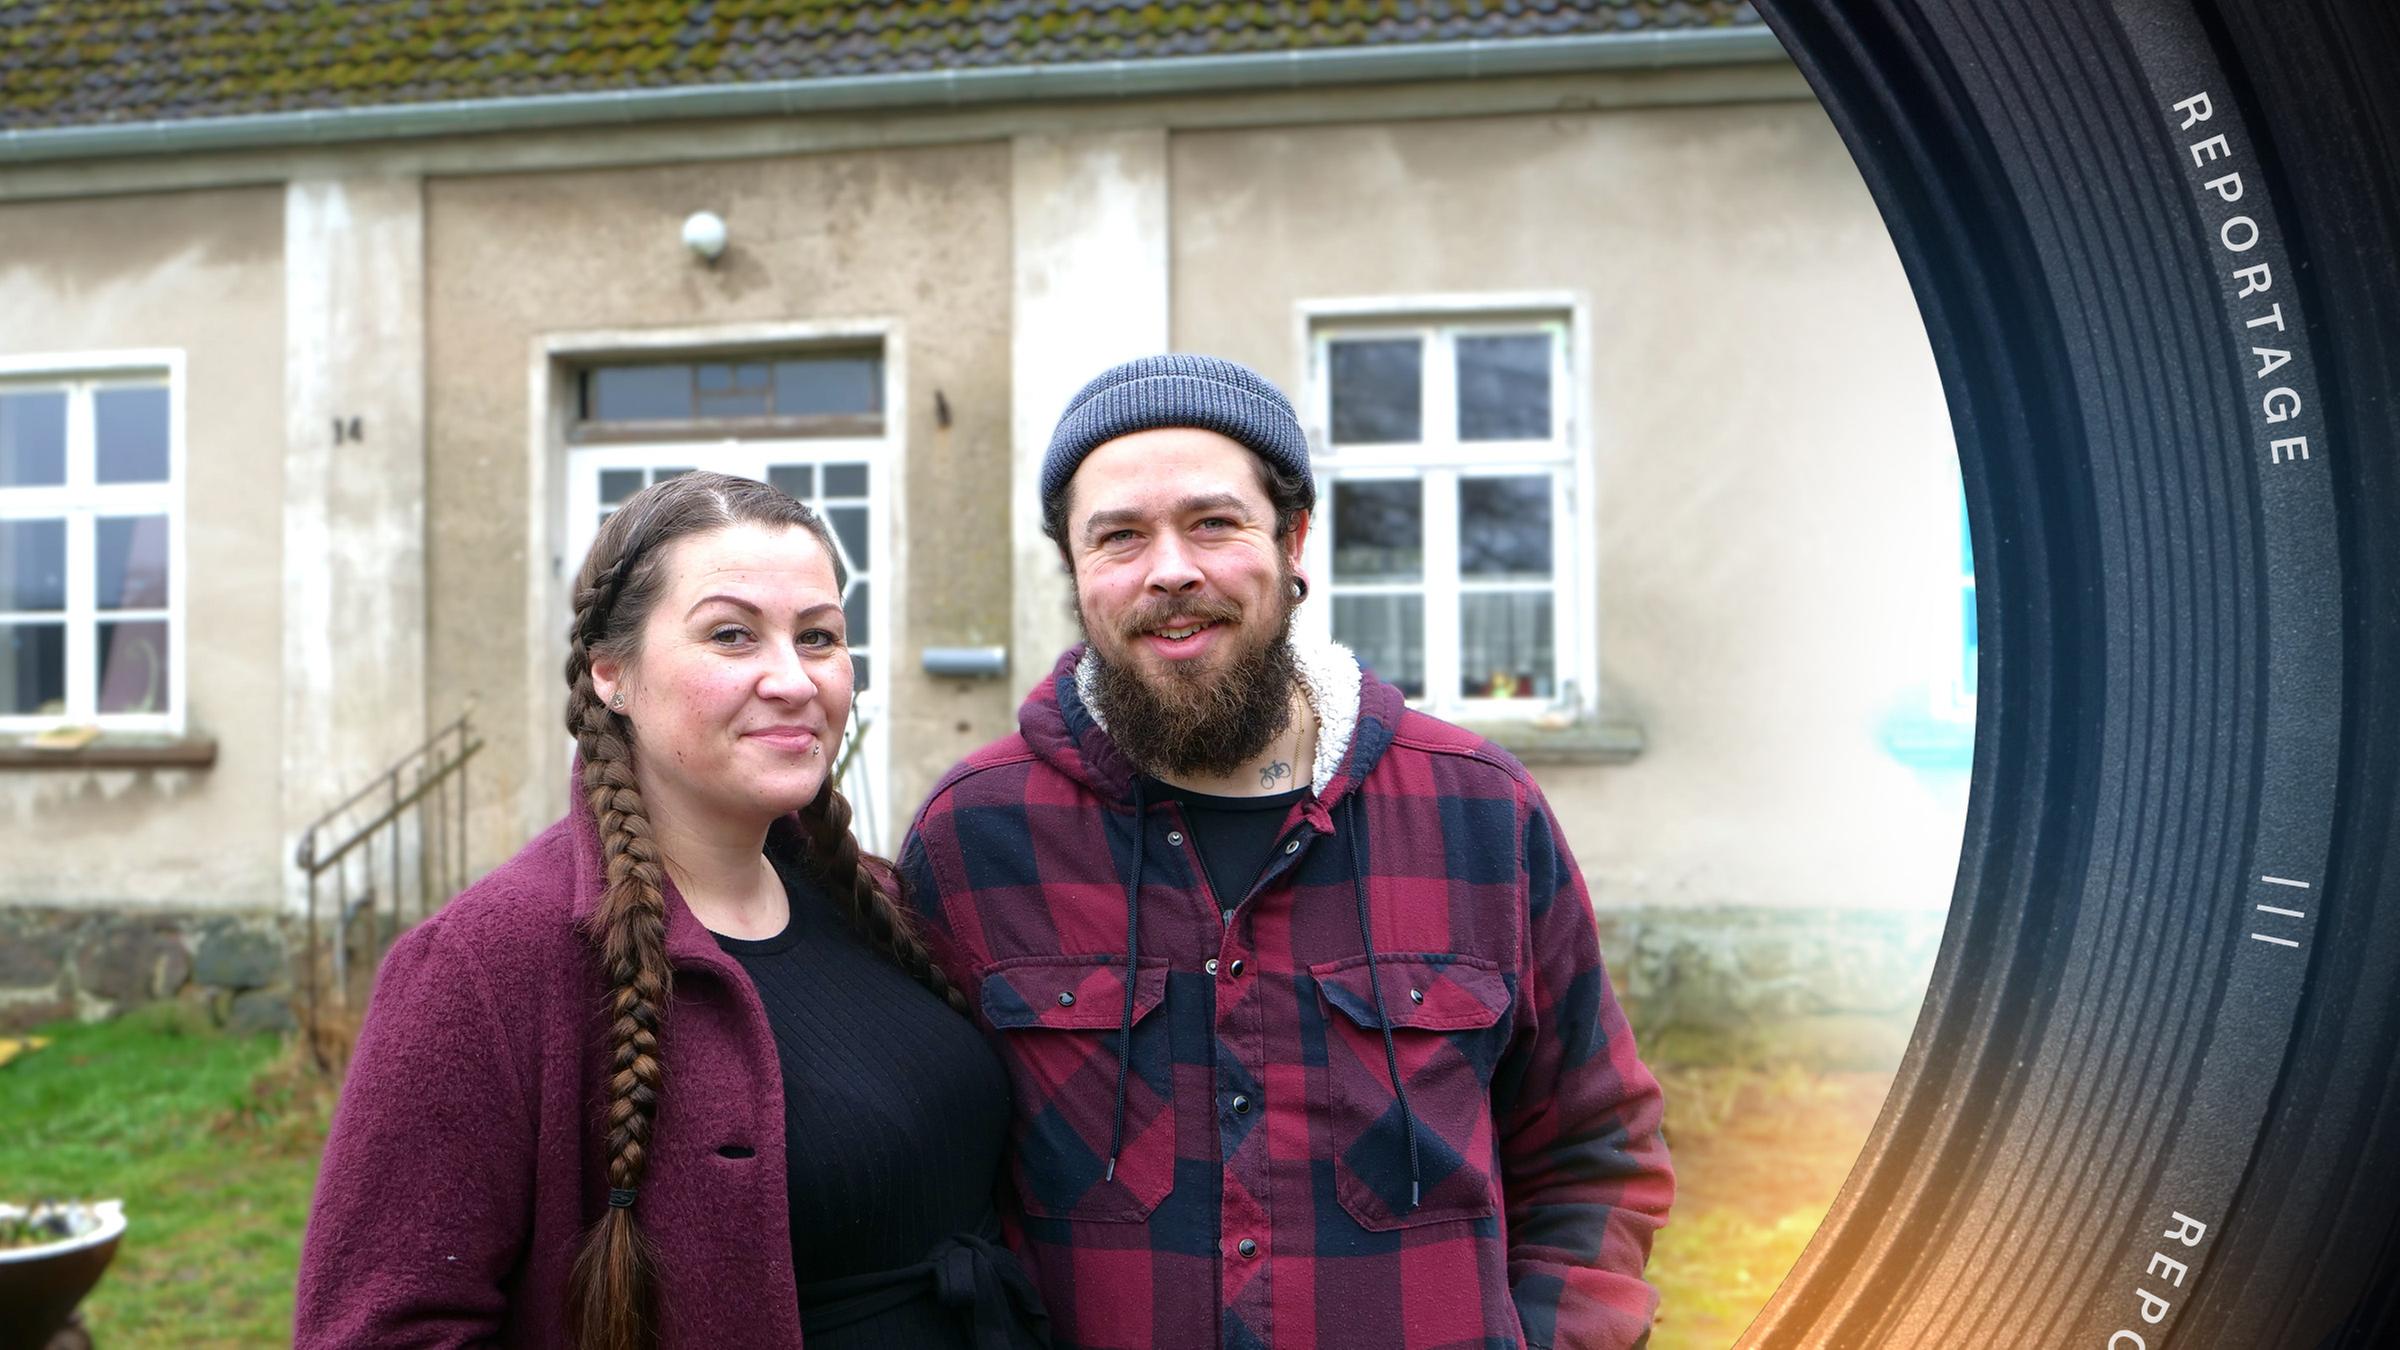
[1,1006,1894,1348]
[1646,1063,1896,1348]
[0,1002,331,1349]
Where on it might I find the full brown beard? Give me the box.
[1079,566,1301,780]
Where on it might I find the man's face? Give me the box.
[1064,427,1310,773]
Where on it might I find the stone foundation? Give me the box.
[1595,905,1949,1070]
[0,905,297,1035]
[3,901,1949,1064]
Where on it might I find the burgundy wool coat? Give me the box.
[295,794,816,1348]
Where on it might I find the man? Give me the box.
[900,353,1672,1350]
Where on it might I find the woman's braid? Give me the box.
[798,785,970,1016]
[564,562,668,1350]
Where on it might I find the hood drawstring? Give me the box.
[1106,778,1147,1184]
[1347,797,1421,1212]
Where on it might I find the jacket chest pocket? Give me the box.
[1311,953,1513,1231]
[980,954,1177,1223]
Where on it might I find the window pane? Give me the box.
[653,467,694,483]
[695,362,772,417]
[1456,334,1552,441]
[827,505,869,573]
[97,619,171,714]
[775,355,882,416]
[1331,479,1422,582]
[586,365,691,422]
[97,515,170,609]
[598,469,644,505]
[851,653,871,694]
[822,463,868,498]
[1329,339,1422,444]
[843,580,871,648]
[94,386,172,484]
[0,390,67,487]
[1333,593,1424,699]
[2,622,65,715]
[1460,592,1554,700]
[1460,476,1553,580]
[1,519,67,612]
[767,463,815,500]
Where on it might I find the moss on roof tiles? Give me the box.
[3,0,1763,131]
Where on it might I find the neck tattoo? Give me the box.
[1258,693,1308,792]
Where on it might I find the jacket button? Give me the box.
[1237,1238,1258,1258]
[1283,839,1301,854]
[1204,958,1219,975]
[1409,988,1425,1004]
[1228,959,1244,977]
[1167,830,1185,846]
[1231,1094,1251,1114]
[1057,992,1076,1007]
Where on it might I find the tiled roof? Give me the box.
[1,1,1766,132]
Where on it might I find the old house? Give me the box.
[1,1,1963,1057]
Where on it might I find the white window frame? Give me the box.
[0,350,186,736]
[1296,298,1598,722]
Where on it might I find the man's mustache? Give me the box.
[1115,596,1245,643]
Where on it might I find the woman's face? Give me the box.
[589,521,852,834]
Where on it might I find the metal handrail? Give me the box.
[293,714,483,1069]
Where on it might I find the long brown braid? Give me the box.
[560,471,957,1349]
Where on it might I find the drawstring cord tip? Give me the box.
[1105,1157,1118,1183]
[1410,1181,1420,1209]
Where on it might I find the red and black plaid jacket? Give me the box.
[900,644,1672,1350]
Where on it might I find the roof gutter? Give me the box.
[0,26,1786,165]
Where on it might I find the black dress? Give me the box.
[712,852,1046,1350]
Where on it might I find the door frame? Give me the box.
[522,318,908,850]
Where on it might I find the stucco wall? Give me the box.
[1171,102,1967,912]
[422,143,1015,871]
[0,187,287,909]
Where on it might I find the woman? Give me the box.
[297,473,1046,1350]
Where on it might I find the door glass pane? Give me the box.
[1,519,67,612]
[1460,476,1553,580]
[1461,592,1555,699]
[96,386,172,484]
[768,464,815,500]
[2,621,66,714]
[1456,334,1552,441]
[823,463,869,498]
[0,390,67,487]
[842,580,871,648]
[827,505,869,573]
[598,469,644,504]
[696,362,772,417]
[775,355,882,416]
[97,620,171,714]
[1333,593,1424,699]
[97,515,170,609]
[586,365,691,422]
[1329,338,1422,445]
[1331,479,1422,582]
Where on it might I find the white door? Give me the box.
[565,443,894,853]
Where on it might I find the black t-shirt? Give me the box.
[1144,777,1312,915]
[714,856,1019,1349]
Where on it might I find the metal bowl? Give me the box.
[0,1202,125,1350]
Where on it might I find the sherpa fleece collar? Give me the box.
[1017,635,1400,812]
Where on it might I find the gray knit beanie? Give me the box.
[1040,353,1315,531]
